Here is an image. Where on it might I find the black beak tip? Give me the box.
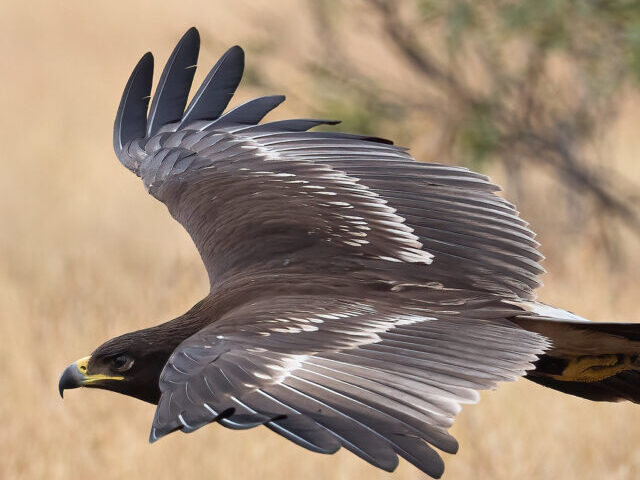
[59,363,83,399]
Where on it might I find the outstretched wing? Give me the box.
[113,28,544,300]
[113,29,552,478]
[151,295,548,478]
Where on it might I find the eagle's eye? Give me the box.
[112,354,134,372]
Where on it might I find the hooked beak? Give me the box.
[58,356,124,398]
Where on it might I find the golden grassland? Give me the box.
[2,1,640,479]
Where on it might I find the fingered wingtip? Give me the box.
[183,26,200,39]
[136,52,155,74]
[141,51,154,62]
[146,27,202,137]
[227,45,246,64]
[179,43,245,128]
[176,27,200,53]
[114,50,154,157]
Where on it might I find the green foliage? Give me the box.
[447,2,476,50]
[306,0,640,235]
[411,0,640,164]
[626,20,640,81]
[500,0,569,49]
[307,60,408,142]
[456,101,502,172]
[319,97,380,136]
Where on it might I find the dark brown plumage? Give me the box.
[59,27,640,478]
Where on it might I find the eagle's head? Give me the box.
[58,327,188,404]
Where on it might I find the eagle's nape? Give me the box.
[59,27,640,479]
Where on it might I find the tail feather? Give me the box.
[527,370,640,403]
[512,311,640,403]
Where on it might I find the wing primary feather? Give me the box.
[204,95,286,129]
[266,419,339,454]
[282,374,443,473]
[223,389,341,454]
[233,118,340,134]
[297,363,460,452]
[113,52,154,165]
[179,45,245,128]
[265,383,398,471]
[146,27,200,136]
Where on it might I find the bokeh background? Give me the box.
[2,1,640,479]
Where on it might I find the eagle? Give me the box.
[59,27,640,478]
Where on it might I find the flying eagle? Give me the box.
[59,28,640,478]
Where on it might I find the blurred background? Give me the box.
[2,1,640,478]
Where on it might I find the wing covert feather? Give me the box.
[151,296,548,478]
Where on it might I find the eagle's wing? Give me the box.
[113,29,551,477]
[151,295,548,477]
[114,29,544,300]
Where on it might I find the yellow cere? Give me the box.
[74,356,125,384]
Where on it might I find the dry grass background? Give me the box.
[2,1,640,479]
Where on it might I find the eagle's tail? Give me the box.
[511,307,640,403]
